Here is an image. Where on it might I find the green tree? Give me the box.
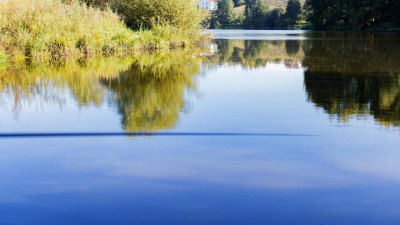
[285,0,302,25]
[390,0,400,26]
[245,0,268,28]
[265,8,286,27]
[217,0,235,27]
[303,0,400,30]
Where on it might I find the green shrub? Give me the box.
[111,0,207,33]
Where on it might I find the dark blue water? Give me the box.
[0,30,400,224]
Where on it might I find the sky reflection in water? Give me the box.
[0,30,400,224]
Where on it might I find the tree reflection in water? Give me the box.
[100,51,199,131]
[0,49,200,131]
[207,33,400,127]
[302,32,400,127]
[2,32,400,130]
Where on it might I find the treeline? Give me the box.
[209,0,400,30]
[304,0,400,30]
[209,0,302,28]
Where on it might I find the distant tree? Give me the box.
[244,0,254,22]
[285,0,302,25]
[245,0,268,27]
[265,8,286,27]
[303,0,342,29]
[391,0,400,26]
[303,0,400,30]
[217,0,235,27]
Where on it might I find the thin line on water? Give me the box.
[0,132,324,138]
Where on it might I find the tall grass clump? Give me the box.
[0,0,137,62]
[0,49,7,69]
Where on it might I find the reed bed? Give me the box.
[0,0,209,64]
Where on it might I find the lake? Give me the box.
[0,30,400,224]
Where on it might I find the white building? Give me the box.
[199,0,217,10]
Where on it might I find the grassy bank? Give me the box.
[0,0,208,64]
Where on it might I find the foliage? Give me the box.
[0,0,209,63]
[233,0,246,6]
[265,8,286,27]
[211,0,400,29]
[110,0,206,33]
[0,50,7,69]
[0,0,138,62]
[245,0,268,27]
[285,0,302,25]
[303,0,400,30]
[213,0,301,28]
[216,0,236,27]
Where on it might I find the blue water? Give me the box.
[0,30,400,224]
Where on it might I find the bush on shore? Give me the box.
[84,0,208,47]
[111,0,206,32]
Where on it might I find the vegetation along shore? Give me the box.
[0,0,209,64]
[209,0,400,30]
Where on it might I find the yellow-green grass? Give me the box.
[0,0,210,65]
[262,0,305,9]
[0,50,7,68]
[234,5,246,16]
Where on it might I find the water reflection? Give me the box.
[302,32,400,127]
[206,39,303,68]
[0,50,200,131]
[1,31,400,224]
[2,32,400,130]
[206,32,400,127]
[101,55,198,131]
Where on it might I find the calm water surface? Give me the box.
[0,30,400,224]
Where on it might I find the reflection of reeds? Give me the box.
[0,49,202,131]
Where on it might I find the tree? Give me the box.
[245,0,268,28]
[217,0,235,27]
[303,0,400,30]
[285,0,302,25]
[265,8,286,27]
